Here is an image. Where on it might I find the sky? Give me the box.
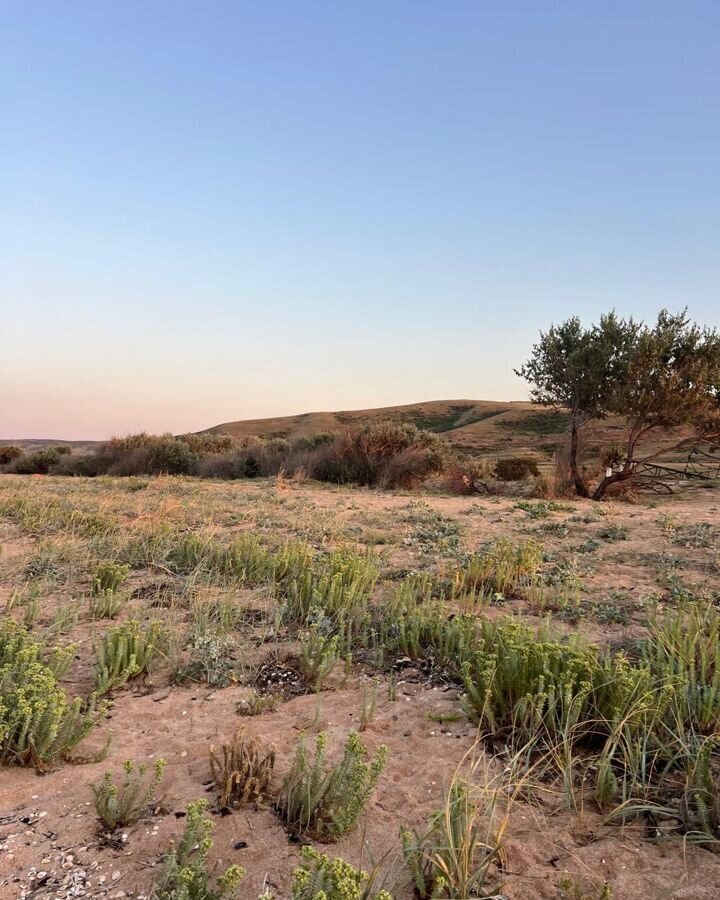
[1,1,719,439]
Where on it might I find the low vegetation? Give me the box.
[92,758,167,831]
[209,729,275,807]
[151,800,245,899]
[1,465,720,896]
[277,731,388,840]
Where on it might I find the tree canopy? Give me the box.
[517,309,720,499]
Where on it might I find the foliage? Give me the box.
[454,539,542,600]
[209,729,275,806]
[0,445,23,465]
[494,457,540,481]
[0,621,98,768]
[310,422,447,488]
[593,309,720,500]
[401,775,506,899]
[515,312,640,497]
[291,845,393,900]
[151,799,245,900]
[298,627,340,691]
[277,731,388,840]
[9,448,63,475]
[92,757,167,830]
[92,561,130,595]
[95,620,166,695]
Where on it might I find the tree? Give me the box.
[591,309,720,500]
[515,312,638,497]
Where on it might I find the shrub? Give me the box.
[277,731,388,840]
[401,777,505,899]
[494,457,540,481]
[308,422,447,488]
[291,845,393,900]
[0,621,98,768]
[175,630,236,687]
[92,758,167,830]
[298,627,340,691]
[0,445,23,465]
[179,433,236,454]
[454,538,542,599]
[92,562,130,595]
[209,729,275,807]
[445,459,494,495]
[88,591,126,620]
[148,438,198,475]
[9,448,62,475]
[151,799,245,899]
[95,620,166,695]
[53,444,72,456]
[236,691,278,717]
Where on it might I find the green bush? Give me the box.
[291,845,393,900]
[0,621,98,768]
[92,758,167,830]
[0,445,23,465]
[10,448,62,475]
[92,561,130,595]
[95,620,166,695]
[309,422,447,488]
[277,731,388,840]
[151,799,245,899]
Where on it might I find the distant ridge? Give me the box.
[201,399,576,457]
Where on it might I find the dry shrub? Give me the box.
[494,456,540,481]
[0,446,23,466]
[307,422,447,488]
[445,459,494,495]
[209,729,275,806]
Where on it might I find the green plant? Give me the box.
[401,771,509,899]
[175,631,236,687]
[599,524,629,542]
[91,562,130,595]
[454,539,542,600]
[151,799,245,899]
[88,591,126,620]
[277,731,388,840]
[291,845,393,900]
[0,445,23,465]
[209,729,275,806]
[514,499,571,519]
[0,621,98,768]
[95,620,166,695]
[10,448,62,475]
[92,758,167,830]
[298,627,340,691]
[558,877,613,900]
[236,691,279,716]
[359,683,378,732]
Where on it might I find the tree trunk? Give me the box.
[592,467,632,501]
[569,415,590,498]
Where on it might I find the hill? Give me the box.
[203,399,587,460]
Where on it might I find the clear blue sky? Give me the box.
[2,1,718,438]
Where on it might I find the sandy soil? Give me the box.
[1,475,720,899]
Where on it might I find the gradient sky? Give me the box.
[2,1,719,439]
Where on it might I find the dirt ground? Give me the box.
[1,475,720,900]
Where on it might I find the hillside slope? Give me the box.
[203,399,586,459]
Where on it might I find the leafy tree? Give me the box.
[592,309,720,499]
[515,312,638,496]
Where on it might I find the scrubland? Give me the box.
[1,473,720,899]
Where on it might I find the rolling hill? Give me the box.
[202,399,590,460]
